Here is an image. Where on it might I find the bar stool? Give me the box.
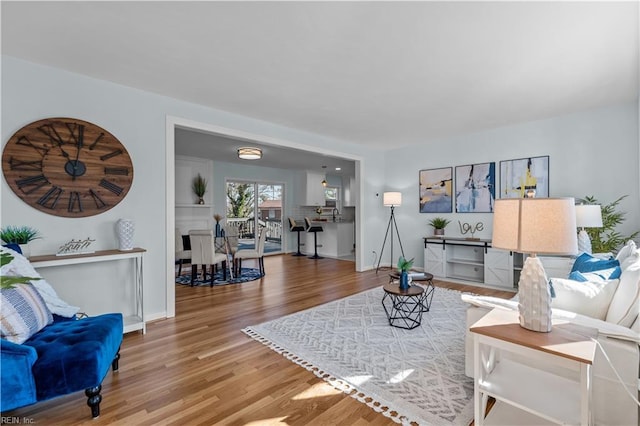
[305,217,323,259]
[289,217,306,256]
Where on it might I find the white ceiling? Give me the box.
[2,1,638,173]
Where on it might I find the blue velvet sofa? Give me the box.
[0,313,123,418]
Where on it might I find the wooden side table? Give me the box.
[388,272,435,312]
[381,283,426,329]
[470,308,597,425]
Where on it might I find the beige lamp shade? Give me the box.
[575,204,603,228]
[383,192,402,207]
[492,198,578,255]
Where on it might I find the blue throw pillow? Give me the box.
[571,252,620,274]
[569,267,621,282]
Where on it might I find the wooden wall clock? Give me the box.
[2,117,134,218]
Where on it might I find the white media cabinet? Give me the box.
[424,237,515,290]
[424,237,575,290]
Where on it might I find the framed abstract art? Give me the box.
[455,162,496,213]
[499,156,549,198]
[419,167,453,213]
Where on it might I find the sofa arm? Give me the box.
[1,338,38,412]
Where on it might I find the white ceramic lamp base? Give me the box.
[577,229,592,254]
[517,256,552,332]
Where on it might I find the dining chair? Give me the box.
[188,229,228,286]
[234,227,267,276]
[175,228,191,276]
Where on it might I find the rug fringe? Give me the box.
[242,327,414,426]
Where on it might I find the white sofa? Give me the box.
[463,242,640,426]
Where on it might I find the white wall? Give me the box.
[3,56,636,320]
[384,102,640,269]
[1,56,386,321]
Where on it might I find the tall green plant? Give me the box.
[583,195,639,253]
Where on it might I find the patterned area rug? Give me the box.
[243,286,474,426]
[176,268,263,286]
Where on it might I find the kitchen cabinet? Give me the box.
[299,171,326,206]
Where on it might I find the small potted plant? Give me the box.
[428,217,451,236]
[397,256,414,290]
[192,173,208,204]
[0,225,41,258]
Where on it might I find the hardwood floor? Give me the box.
[7,255,513,425]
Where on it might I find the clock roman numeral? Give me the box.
[89,189,107,209]
[88,133,105,150]
[68,191,83,213]
[100,149,123,161]
[16,174,49,194]
[65,123,84,146]
[37,186,63,209]
[99,178,123,196]
[104,167,129,175]
[37,124,67,146]
[16,136,48,157]
[9,157,43,171]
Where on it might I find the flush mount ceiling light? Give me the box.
[237,147,262,160]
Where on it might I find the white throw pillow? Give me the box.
[606,250,640,327]
[615,240,637,266]
[0,246,80,317]
[550,277,619,320]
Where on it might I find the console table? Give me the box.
[30,248,146,334]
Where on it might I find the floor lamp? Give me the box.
[575,204,603,254]
[376,192,405,273]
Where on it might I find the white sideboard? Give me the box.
[424,237,515,290]
[30,248,146,334]
[424,237,576,290]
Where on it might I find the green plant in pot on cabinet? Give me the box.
[397,256,414,290]
[428,217,451,236]
[192,174,208,205]
[0,226,41,259]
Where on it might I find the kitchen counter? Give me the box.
[304,221,354,258]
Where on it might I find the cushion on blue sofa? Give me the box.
[24,313,123,401]
[0,338,38,411]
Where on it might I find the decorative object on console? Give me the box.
[458,221,483,239]
[581,195,639,253]
[575,204,602,254]
[396,256,414,290]
[192,173,207,204]
[455,162,496,213]
[0,225,41,259]
[237,147,262,160]
[213,213,222,237]
[428,216,450,236]
[419,167,453,213]
[2,117,134,218]
[492,198,577,332]
[499,156,549,199]
[376,192,405,272]
[56,237,96,256]
[116,218,135,251]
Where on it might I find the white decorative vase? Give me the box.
[116,218,135,251]
[517,256,552,332]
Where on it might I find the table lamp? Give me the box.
[575,204,603,254]
[492,198,578,332]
